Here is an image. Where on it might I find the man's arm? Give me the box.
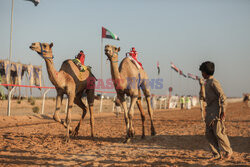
[199,78,206,121]
[212,79,227,120]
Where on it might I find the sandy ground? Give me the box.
[0,100,249,166]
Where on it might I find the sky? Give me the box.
[0,0,250,97]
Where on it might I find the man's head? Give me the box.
[80,50,83,53]
[131,47,135,52]
[199,61,215,78]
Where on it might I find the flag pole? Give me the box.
[100,37,103,114]
[101,37,103,81]
[8,0,14,85]
[7,0,14,116]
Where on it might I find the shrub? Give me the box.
[28,97,33,103]
[32,106,39,113]
[30,99,36,105]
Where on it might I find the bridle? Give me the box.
[108,48,119,63]
[39,43,54,59]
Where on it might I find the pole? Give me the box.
[8,0,14,86]
[7,0,14,116]
[112,95,116,112]
[101,38,103,81]
[7,86,16,116]
[42,89,51,114]
[99,93,103,113]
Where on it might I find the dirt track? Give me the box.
[0,102,249,166]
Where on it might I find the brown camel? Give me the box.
[104,45,156,143]
[29,42,96,141]
[243,93,249,108]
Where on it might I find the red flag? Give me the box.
[188,73,196,80]
[179,70,187,77]
[171,62,179,73]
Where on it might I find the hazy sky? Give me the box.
[0,0,249,97]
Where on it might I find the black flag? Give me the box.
[157,61,160,75]
[24,0,40,6]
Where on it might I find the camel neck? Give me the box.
[44,59,60,87]
[110,60,120,80]
[110,60,126,89]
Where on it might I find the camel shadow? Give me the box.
[0,152,91,166]
[0,115,81,130]
[135,134,250,154]
[73,135,123,144]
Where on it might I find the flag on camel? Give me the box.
[102,27,120,40]
[170,62,179,73]
[157,61,160,75]
[24,0,40,6]
[179,70,187,77]
[187,73,196,80]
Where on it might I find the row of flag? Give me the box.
[22,1,191,80]
[171,62,199,80]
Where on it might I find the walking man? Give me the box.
[199,61,233,160]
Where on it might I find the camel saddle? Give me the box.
[72,58,97,81]
[72,58,89,72]
[128,56,142,70]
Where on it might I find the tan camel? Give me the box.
[104,45,156,143]
[29,42,96,141]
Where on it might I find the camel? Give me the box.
[104,45,156,143]
[243,93,249,108]
[29,42,96,142]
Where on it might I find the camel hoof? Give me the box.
[70,130,78,137]
[53,115,61,122]
[65,137,70,143]
[141,135,146,139]
[151,131,156,136]
[129,131,135,138]
[70,126,79,136]
[123,138,131,144]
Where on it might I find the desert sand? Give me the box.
[0,99,249,166]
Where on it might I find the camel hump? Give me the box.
[61,59,72,66]
[122,57,141,70]
[120,57,136,67]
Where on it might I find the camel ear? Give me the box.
[118,47,121,52]
[49,42,53,48]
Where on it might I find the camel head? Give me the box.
[29,42,54,59]
[104,45,120,62]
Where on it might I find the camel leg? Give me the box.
[117,94,130,143]
[136,90,146,139]
[65,94,74,142]
[128,96,138,138]
[53,91,72,132]
[141,85,156,136]
[88,104,94,138]
[71,94,87,137]
[87,89,95,138]
[53,91,63,123]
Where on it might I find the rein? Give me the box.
[39,43,54,59]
